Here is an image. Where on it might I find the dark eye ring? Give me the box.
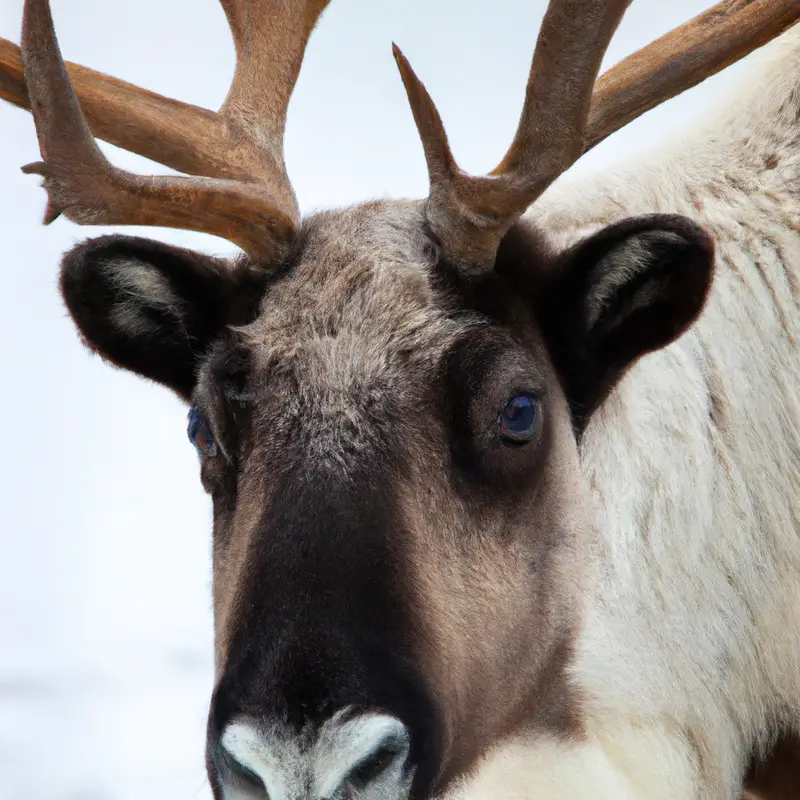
[499,394,540,445]
[187,406,218,458]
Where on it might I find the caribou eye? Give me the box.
[187,406,218,458]
[499,394,539,444]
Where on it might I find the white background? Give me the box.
[0,1,758,797]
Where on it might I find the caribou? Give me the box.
[1,0,799,798]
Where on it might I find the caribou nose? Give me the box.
[212,711,413,799]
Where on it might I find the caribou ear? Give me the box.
[539,214,714,421]
[60,235,267,400]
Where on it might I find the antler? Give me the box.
[10,0,332,263]
[395,0,800,274]
[3,0,798,268]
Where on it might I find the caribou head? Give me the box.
[3,0,795,797]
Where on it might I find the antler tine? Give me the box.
[2,36,247,181]
[220,0,330,145]
[583,0,800,154]
[15,0,331,263]
[396,0,631,273]
[493,0,632,182]
[214,0,332,216]
[397,0,800,275]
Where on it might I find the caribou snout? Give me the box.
[209,710,413,800]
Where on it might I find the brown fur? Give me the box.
[3,2,798,795]
[200,203,593,793]
[743,733,800,800]
[53,198,717,797]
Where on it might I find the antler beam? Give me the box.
[1,0,798,267]
[0,37,252,182]
[3,0,332,263]
[395,0,800,273]
[585,0,800,153]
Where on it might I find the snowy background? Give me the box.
[0,0,761,797]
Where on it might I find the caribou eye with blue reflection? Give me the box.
[187,406,218,458]
[499,394,540,444]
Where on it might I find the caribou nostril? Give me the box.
[211,725,269,797]
[346,742,404,789]
[221,747,267,793]
[216,714,412,799]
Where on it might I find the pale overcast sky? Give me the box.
[0,1,759,797]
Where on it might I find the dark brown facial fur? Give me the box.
[56,200,714,797]
[743,732,800,800]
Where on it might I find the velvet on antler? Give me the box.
[8,0,332,263]
[1,0,797,269]
[394,0,800,274]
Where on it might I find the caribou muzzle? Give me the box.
[209,711,413,799]
[204,468,441,800]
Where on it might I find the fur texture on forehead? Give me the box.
[236,200,486,384]
[198,199,503,479]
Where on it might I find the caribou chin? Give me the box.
[2,0,800,799]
